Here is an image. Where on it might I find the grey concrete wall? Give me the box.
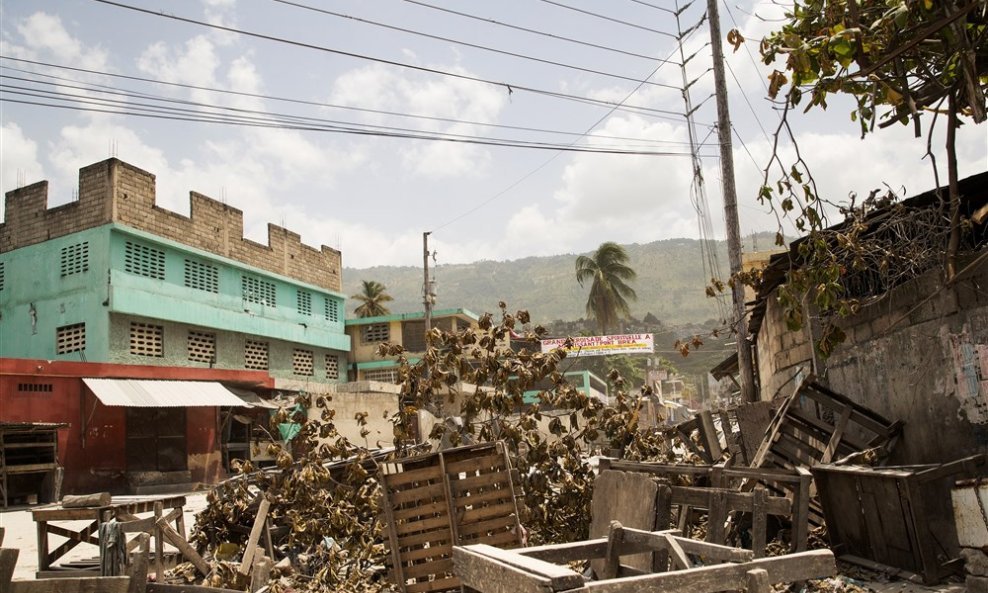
[755,254,988,465]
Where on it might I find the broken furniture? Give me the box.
[0,422,67,508]
[453,522,837,593]
[379,441,523,593]
[31,494,186,577]
[597,461,812,556]
[812,453,987,585]
[1,546,132,593]
[748,377,902,523]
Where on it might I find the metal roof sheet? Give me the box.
[82,378,250,407]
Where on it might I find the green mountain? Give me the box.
[343,236,778,326]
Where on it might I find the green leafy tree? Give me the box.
[575,242,638,335]
[351,280,394,318]
[728,0,987,355]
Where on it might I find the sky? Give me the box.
[1,0,985,271]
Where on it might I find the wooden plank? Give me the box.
[457,516,517,537]
[448,470,512,493]
[663,534,691,570]
[451,487,514,508]
[668,487,790,516]
[378,472,405,593]
[395,514,451,537]
[147,585,245,593]
[452,546,553,593]
[127,533,148,593]
[237,498,270,577]
[746,568,771,593]
[401,558,454,579]
[444,454,507,475]
[395,525,453,549]
[62,493,112,508]
[521,539,609,563]
[388,482,446,506]
[458,501,517,524]
[602,522,624,580]
[582,549,836,593]
[697,411,723,461]
[393,500,447,521]
[752,489,767,559]
[383,465,445,488]
[156,518,210,576]
[404,576,460,593]
[466,544,584,591]
[400,544,453,563]
[706,490,727,545]
[153,502,164,582]
[9,577,130,593]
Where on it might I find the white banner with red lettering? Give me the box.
[540,333,654,357]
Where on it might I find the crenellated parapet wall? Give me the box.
[1,158,342,291]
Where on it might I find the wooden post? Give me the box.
[35,520,49,572]
[153,501,164,580]
[157,518,210,576]
[793,468,812,552]
[653,483,672,573]
[127,533,149,593]
[602,521,625,580]
[746,567,771,593]
[708,490,728,545]
[1,547,20,593]
[238,498,271,577]
[752,489,767,559]
[250,551,272,592]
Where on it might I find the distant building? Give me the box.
[345,308,479,382]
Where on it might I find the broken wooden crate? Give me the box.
[453,521,837,593]
[597,461,812,556]
[812,453,987,584]
[748,377,902,523]
[379,442,523,593]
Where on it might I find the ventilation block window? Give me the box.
[364,368,399,383]
[324,298,340,323]
[17,383,53,393]
[245,340,269,370]
[293,349,314,376]
[124,241,165,280]
[325,355,340,380]
[56,323,86,354]
[297,290,312,316]
[183,259,219,293]
[60,242,90,277]
[0,261,4,291]
[187,331,216,363]
[361,323,390,344]
[242,275,277,306]
[129,322,164,357]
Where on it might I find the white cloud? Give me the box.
[0,123,45,217]
[136,36,221,104]
[329,62,507,179]
[11,12,109,71]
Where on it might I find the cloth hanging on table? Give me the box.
[99,518,127,576]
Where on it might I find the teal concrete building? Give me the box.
[0,159,350,381]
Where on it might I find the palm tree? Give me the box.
[351,280,394,318]
[575,242,638,335]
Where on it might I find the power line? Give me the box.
[0,85,713,156]
[271,0,681,91]
[0,59,715,147]
[537,0,679,38]
[432,18,702,232]
[90,0,688,119]
[624,0,678,15]
[400,0,675,63]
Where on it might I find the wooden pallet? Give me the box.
[379,442,523,593]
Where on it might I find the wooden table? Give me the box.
[31,495,187,574]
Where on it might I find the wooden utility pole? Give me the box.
[707,0,757,403]
[423,231,433,337]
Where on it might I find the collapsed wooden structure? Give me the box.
[453,521,837,593]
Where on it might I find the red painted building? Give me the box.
[1,358,274,495]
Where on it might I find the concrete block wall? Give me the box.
[2,159,342,291]
[755,253,988,465]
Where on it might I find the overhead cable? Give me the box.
[271,0,681,91]
[90,0,687,119]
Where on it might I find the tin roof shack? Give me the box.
[0,358,274,495]
[749,171,988,465]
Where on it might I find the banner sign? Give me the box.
[540,333,654,357]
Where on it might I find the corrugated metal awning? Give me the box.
[83,378,250,408]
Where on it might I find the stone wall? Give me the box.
[1,158,342,291]
[754,253,988,464]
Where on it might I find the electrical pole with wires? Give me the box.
[707,0,757,403]
[422,231,435,345]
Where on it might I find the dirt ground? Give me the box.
[0,492,969,592]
